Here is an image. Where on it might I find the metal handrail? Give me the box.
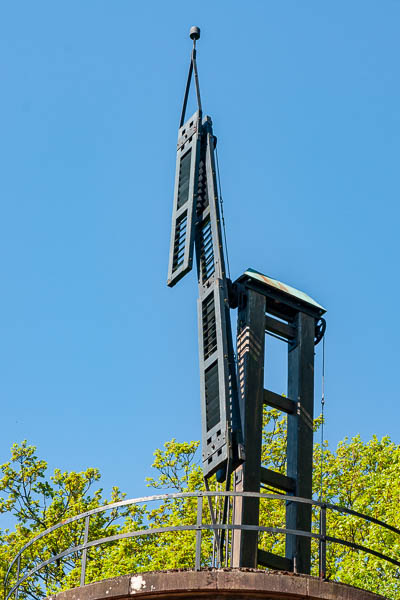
[4,491,400,600]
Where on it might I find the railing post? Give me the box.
[15,555,21,600]
[319,504,326,580]
[225,495,231,567]
[195,495,203,571]
[80,516,90,587]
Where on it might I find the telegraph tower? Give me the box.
[6,26,397,600]
[167,26,326,575]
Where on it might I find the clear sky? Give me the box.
[1,1,399,524]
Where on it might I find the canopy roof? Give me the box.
[238,268,326,315]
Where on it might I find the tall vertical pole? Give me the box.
[232,289,265,568]
[286,311,315,574]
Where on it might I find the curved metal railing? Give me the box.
[4,491,400,600]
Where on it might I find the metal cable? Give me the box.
[192,44,202,115]
[215,146,231,280]
[319,335,326,502]
[179,39,202,127]
[179,58,194,127]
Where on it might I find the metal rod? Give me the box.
[225,496,231,567]
[195,495,203,570]
[179,33,202,127]
[219,458,231,562]
[215,491,222,567]
[319,505,327,579]
[211,534,216,568]
[80,516,90,587]
[230,476,236,565]
[179,59,193,127]
[4,489,400,550]
[319,335,326,502]
[204,477,222,565]
[5,490,400,599]
[6,519,400,600]
[191,46,202,115]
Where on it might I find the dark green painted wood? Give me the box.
[232,289,266,568]
[263,389,296,414]
[257,548,293,571]
[285,311,315,575]
[265,315,295,340]
[260,467,295,493]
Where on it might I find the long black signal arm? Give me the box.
[167,27,243,481]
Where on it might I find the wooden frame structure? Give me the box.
[231,270,326,573]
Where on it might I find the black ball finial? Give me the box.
[190,26,200,41]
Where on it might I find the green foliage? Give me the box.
[0,441,128,599]
[1,416,400,600]
[314,433,400,597]
[258,409,400,597]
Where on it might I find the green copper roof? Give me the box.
[244,268,326,313]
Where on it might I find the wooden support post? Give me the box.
[285,311,315,574]
[232,289,265,568]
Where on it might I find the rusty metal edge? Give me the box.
[45,569,389,600]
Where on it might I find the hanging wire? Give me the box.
[319,335,326,502]
[215,146,231,280]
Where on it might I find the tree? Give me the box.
[260,409,400,597]
[1,411,399,600]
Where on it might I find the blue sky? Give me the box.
[1,1,399,520]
